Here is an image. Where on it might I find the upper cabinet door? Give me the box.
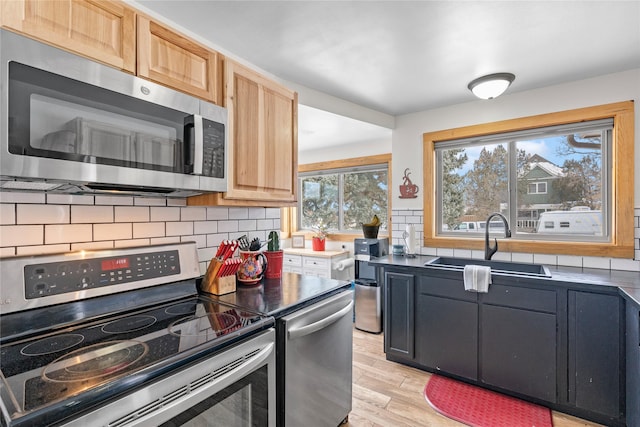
[1,0,135,72]
[137,15,222,104]
[188,60,298,206]
[225,60,298,203]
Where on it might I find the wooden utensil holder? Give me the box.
[199,258,237,295]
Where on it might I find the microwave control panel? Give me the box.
[23,250,181,299]
[202,118,225,178]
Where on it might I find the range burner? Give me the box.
[101,315,157,334]
[165,301,198,316]
[43,340,149,382]
[20,334,85,357]
[169,311,241,337]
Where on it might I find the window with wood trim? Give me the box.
[423,101,635,258]
[289,154,392,242]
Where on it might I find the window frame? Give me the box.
[423,101,635,258]
[286,154,392,243]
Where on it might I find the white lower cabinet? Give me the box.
[282,249,350,279]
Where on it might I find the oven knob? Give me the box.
[79,277,91,288]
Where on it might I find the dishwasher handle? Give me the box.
[288,300,354,340]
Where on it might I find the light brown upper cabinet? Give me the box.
[137,15,222,105]
[1,0,135,72]
[189,60,298,206]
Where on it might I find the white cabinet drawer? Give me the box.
[303,257,329,270]
[283,265,303,274]
[283,254,302,267]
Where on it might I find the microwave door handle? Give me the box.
[192,115,204,175]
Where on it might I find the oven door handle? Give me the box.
[288,301,354,340]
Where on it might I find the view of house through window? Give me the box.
[299,165,388,233]
[437,119,611,241]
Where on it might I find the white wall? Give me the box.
[392,68,640,208]
[298,138,391,164]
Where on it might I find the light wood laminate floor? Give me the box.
[346,327,604,427]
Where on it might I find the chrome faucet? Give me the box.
[484,212,511,260]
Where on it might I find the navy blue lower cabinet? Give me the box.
[415,279,478,381]
[384,271,414,361]
[626,301,640,427]
[480,304,557,402]
[568,290,623,424]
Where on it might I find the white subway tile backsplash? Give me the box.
[217,220,239,233]
[436,248,454,257]
[229,208,248,220]
[257,219,275,231]
[265,208,280,219]
[186,234,206,248]
[581,256,611,270]
[193,221,217,235]
[71,241,114,251]
[133,222,165,239]
[150,207,180,222]
[93,223,131,241]
[46,224,92,244]
[47,194,94,205]
[0,204,15,224]
[17,244,70,256]
[17,204,69,224]
[95,195,133,206]
[491,252,512,262]
[248,208,266,220]
[115,206,149,223]
[610,258,640,272]
[0,247,15,257]
[0,192,45,204]
[166,222,193,236]
[134,197,166,206]
[557,255,583,268]
[114,239,151,248]
[197,247,216,264]
[452,249,473,259]
[511,253,534,263]
[150,236,181,245]
[181,207,206,221]
[207,207,229,220]
[238,220,257,231]
[533,254,558,265]
[72,205,113,223]
[207,233,228,248]
[167,198,187,207]
[1,225,43,246]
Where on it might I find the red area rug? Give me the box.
[424,375,553,427]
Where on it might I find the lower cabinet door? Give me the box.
[415,294,478,381]
[384,272,414,360]
[568,291,622,421]
[480,305,557,403]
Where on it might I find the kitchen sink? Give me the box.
[424,256,551,277]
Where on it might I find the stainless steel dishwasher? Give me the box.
[279,290,354,427]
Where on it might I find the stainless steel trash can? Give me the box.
[354,279,381,333]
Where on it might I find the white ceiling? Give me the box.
[135,1,640,151]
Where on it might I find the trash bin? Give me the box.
[354,279,381,333]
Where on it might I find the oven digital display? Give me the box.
[101,258,130,271]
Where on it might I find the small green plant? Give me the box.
[267,230,280,251]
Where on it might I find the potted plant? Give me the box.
[264,230,284,279]
[311,221,328,251]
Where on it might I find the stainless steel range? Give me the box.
[0,242,275,426]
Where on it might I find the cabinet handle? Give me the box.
[288,301,354,340]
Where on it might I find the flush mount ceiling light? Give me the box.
[468,73,515,99]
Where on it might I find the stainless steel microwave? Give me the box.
[0,29,228,198]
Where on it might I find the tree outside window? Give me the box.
[437,120,610,240]
[299,167,388,233]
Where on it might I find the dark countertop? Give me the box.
[370,254,640,307]
[207,272,351,318]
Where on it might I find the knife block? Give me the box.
[199,259,237,295]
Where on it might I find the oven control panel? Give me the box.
[24,250,181,299]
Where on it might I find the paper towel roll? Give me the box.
[404,224,416,255]
[335,257,355,271]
